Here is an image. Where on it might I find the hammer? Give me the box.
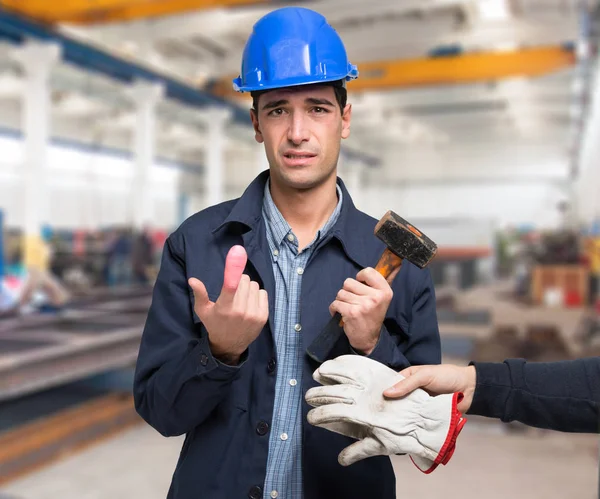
[306,210,438,363]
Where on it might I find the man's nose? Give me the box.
[287,112,310,145]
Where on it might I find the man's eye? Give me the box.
[268,108,284,116]
[312,107,328,114]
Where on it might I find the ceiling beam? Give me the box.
[209,44,576,99]
[48,0,467,34]
[348,44,576,92]
[1,0,270,25]
[189,19,578,81]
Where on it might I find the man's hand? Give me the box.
[329,267,393,356]
[383,364,476,413]
[188,245,269,365]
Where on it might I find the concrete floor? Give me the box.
[393,419,598,499]
[1,417,597,499]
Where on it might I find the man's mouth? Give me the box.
[284,153,316,159]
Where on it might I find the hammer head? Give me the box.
[374,211,437,269]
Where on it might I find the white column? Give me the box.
[575,59,600,227]
[205,107,231,207]
[573,5,597,228]
[178,170,203,221]
[128,81,164,229]
[10,41,61,245]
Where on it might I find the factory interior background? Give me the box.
[0,0,599,498]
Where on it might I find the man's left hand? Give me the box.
[329,267,393,356]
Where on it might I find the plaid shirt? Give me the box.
[261,179,343,499]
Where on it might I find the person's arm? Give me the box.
[469,357,600,433]
[385,357,600,434]
[133,234,248,438]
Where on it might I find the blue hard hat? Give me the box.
[233,7,358,93]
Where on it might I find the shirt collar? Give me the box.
[262,177,343,249]
[262,179,292,248]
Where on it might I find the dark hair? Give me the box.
[251,80,347,115]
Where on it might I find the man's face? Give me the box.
[250,84,352,191]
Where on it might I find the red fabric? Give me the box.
[411,391,467,474]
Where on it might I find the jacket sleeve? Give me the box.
[133,233,247,437]
[354,268,441,370]
[468,357,600,433]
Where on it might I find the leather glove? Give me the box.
[305,355,466,473]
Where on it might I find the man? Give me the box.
[384,357,599,433]
[133,7,441,499]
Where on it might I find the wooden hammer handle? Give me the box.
[338,247,403,326]
[375,247,404,284]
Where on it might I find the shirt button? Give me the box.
[267,358,276,373]
[294,323,302,332]
[248,485,262,499]
[287,234,295,242]
[199,353,208,366]
[271,491,279,499]
[280,433,288,441]
[296,267,304,275]
[273,249,279,257]
[256,421,269,436]
[289,379,297,386]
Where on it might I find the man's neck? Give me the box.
[269,174,339,250]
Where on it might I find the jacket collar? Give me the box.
[330,177,373,269]
[212,170,270,234]
[213,170,372,269]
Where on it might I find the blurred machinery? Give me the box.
[438,223,600,367]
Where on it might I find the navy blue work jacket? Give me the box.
[133,171,441,499]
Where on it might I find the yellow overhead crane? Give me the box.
[0,0,268,24]
[350,45,576,91]
[208,44,577,100]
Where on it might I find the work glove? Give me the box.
[305,355,466,473]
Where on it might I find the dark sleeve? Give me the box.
[353,268,441,370]
[468,357,600,433]
[133,234,247,437]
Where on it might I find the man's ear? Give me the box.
[250,109,264,143]
[341,103,352,140]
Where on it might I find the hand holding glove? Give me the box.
[305,355,466,473]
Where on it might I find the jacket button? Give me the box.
[248,485,262,499]
[199,353,209,366]
[267,358,276,373]
[256,421,269,435]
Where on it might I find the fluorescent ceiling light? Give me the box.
[477,0,511,21]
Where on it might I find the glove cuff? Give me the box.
[410,391,467,474]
